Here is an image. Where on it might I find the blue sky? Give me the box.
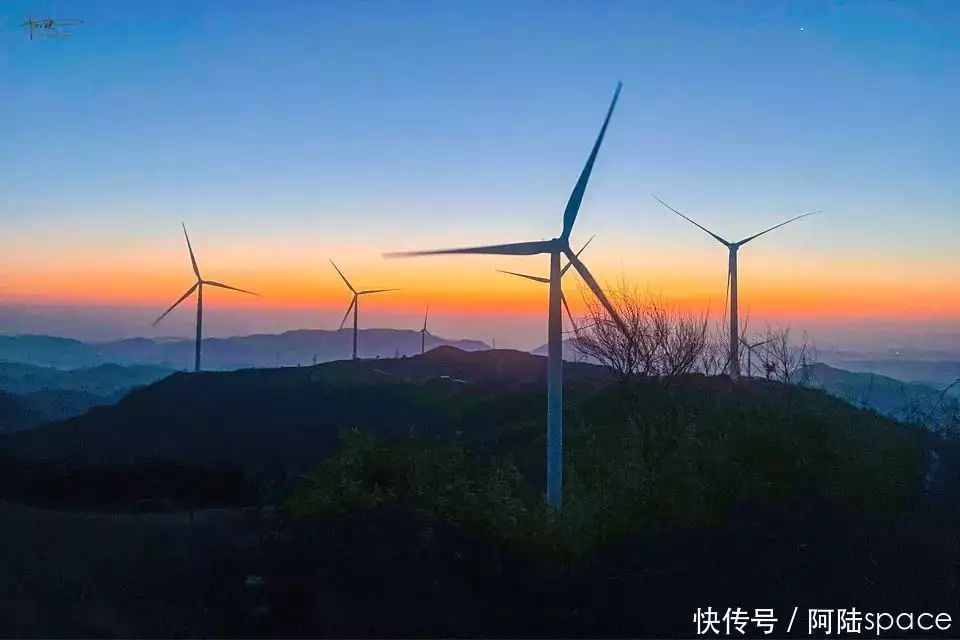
[0,1,957,348]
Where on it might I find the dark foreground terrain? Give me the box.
[1,348,958,637]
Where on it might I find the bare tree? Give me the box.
[572,282,710,384]
[570,282,649,381]
[698,329,727,376]
[756,325,817,385]
[659,301,710,379]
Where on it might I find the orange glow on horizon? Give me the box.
[2,257,959,327]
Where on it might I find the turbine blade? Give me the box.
[329,260,356,293]
[561,291,576,328]
[358,288,399,295]
[737,210,821,245]
[423,306,429,331]
[561,234,595,276]
[561,82,622,239]
[652,195,731,247]
[339,296,356,330]
[204,280,260,296]
[496,269,550,284]
[182,222,201,278]
[385,239,556,258]
[153,283,199,326]
[563,248,627,335]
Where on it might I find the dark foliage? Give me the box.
[1,348,957,637]
[4,461,259,511]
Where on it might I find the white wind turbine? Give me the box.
[330,260,398,360]
[652,195,819,378]
[496,236,595,330]
[153,223,259,372]
[386,83,626,507]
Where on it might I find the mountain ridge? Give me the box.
[0,329,490,370]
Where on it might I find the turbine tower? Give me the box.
[386,83,626,507]
[420,306,430,354]
[154,223,259,372]
[652,195,818,378]
[331,261,397,360]
[497,236,595,330]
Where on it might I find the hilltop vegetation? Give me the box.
[0,348,601,498]
[288,373,927,558]
[0,348,933,515]
[1,348,957,636]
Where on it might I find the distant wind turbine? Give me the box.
[497,235,595,330]
[153,223,259,372]
[386,83,626,507]
[331,260,398,360]
[652,196,818,378]
[741,336,772,378]
[420,306,430,354]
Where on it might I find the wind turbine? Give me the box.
[496,236,595,330]
[331,261,398,360]
[386,83,626,507]
[652,196,819,378]
[741,336,772,378]
[420,306,430,354]
[153,223,259,372]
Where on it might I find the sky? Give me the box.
[0,0,957,350]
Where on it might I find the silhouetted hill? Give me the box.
[3,348,958,637]
[0,362,173,432]
[0,348,931,507]
[0,348,603,491]
[0,362,172,396]
[0,389,136,434]
[0,388,138,434]
[805,362,957,429]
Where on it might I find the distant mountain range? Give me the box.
[2,331,959,437]
[828,359,960,388]
[530,338,596,362]
[0,330,489,371]
[0,362,172,432]
[805,362,957,429]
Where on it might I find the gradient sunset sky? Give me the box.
[1,1,957,349]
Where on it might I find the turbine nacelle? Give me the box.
[497,236,596,328]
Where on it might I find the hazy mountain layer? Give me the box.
[806,362,958,429]
[0,330,489,371]
[0,362,173,432]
